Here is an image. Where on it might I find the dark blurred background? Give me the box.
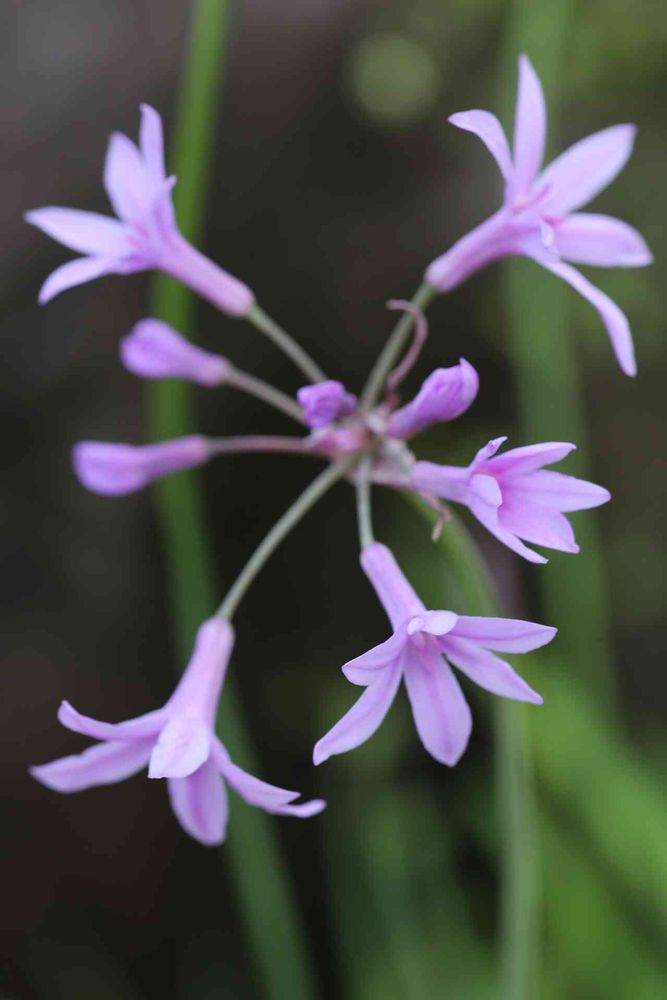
[2,1,666,997]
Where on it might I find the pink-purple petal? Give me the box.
[408,610,458,637]
[212,740,325,817]
[471,436,507,467]
[538,124,636,216]
[449,616,557,653]
[440,637,543,704]
[482,441,575,476]
[470,473,503,507]
[58,700,165,742]
[168,758,228,846]
[498,497,579,554]
[448,110,513,180]
[403,646,472,766]
[30,738,153,793]
[342,627,408,685]
[38,256,115,304]
[361,543,424,631]
[148,716,211,779]
[313,659,403,765]
[530,252,637,376]
[469,492,548,564]
[103,132,153,223]
[554,213,653,268]
[25,207,128,256]
[410,461,470,505]
[212,740,300,807]
[139,104,166,182]
[273,799,327,818]
[514,470,610,511]
[510,55,546,199]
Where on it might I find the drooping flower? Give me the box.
[314,543,555,766]
[385,359,479,439]
[73,436,210,496]
[120,319,231,386]
[26,105,254,316]
[297,380,358,429]
[411,437,610,563]
[31,618,325,846]
[426,55,652,375]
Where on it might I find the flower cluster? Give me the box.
[27,57,647,845]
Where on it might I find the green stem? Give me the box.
[148,3,321,997]
[208,434,314,457]
[247,304,327,384]
[496,702,539,1000]
[218,459,352,621]
[355,457,375,547]
[403,495,538,999]
[226,365,305,423]
[360,283,436,410]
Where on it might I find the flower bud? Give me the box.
[120,319,230,386]
[297,380,357,429]
[72,436,210,495]
[386,359,478,439]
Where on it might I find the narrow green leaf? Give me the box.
[148,3,320,997]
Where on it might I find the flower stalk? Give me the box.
[247,303,327,384]
[355,457,375,548]
[224,366,306,423]
[217,457,355,622]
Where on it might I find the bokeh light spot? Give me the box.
[346,32,440,128]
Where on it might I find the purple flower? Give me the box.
[297,380,358,429]
[120,319,231,386]
[314,543,555,766]
[411,437,610,564]
[26,105,253,316]
[73,436,210,496]
[386,359,479,439]
[426,55,652,375]
[31,618,325,846]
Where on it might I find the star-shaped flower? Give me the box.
[32,618,324,845]
[314,543,555,766]
[412,437,610,563]
[426,55,652,375]
[26,105,253,316]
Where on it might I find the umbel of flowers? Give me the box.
[27,57,648,845]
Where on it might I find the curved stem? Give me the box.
[385,298,430,395]
[360,283,436,410]
[218,458,354,621]
[247,304,327,384]
[355,457,375,547]
[226,366,305,423]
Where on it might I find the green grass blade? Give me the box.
[148,3,320,996]
[499,0,614,703]
[401,495,538,998]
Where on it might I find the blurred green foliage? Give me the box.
[13,0,665,996]
[339,5,667,996]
